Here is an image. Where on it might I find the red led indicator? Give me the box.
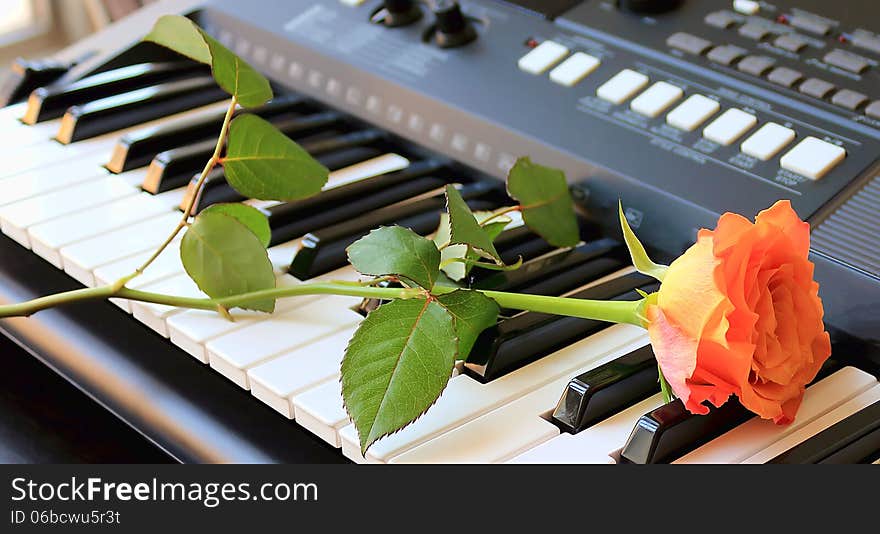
[525,38,539,48]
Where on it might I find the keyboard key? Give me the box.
[737,55,775,76]
[732,0,759,15]
[704,10,737,29]
[131,273,205,336]
[798,77,836,99]
[596,69,649,105]
[740,122,796,160]
[666,32,712,55]
[549,52,601,87]
[552,344,658,433]
[674,367,878,463]
[666,94,720,131]
[831,89,868,110]
[780,136,846,180]
[738,22,770,41]
[767,67,803,88]
[823,49,870,74]
[789,14,832,36]
[57,77,227,143]
[774,33,808,53]
[630,81,683,118]
[292,379,350,447]
[707,45,747,66]
[518,41,569,75]
[702,108,757,145]
[851,29,880,55]
[866,101,880,120]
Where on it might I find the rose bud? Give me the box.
[646,200,832,424]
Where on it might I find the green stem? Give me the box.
[658,365,674,404]
[0,281,644,328]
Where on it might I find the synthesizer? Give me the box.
[0,0,877,464]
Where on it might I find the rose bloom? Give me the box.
[646,200,832,424]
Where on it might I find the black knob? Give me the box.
[430,0,477,48]
[618,0,684,14]
[379,0,422,27]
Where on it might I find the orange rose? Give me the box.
[646,200,831,424]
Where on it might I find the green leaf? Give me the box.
[342,298,458,453]
[180,211,276,312]
[434,210,513,282]
[143,15,211,64]
[618,200,668,282]
[436,290,499,359]
[201,203,271,248]
[223,114,329,201]
[507,157,580,248]
[446,185,503,264]
[347,226,440,290]
[143,15,273,108]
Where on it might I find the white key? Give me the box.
[674,367,878,464]
[363,325,648,463]
[596,69,649,105]
[206,295,363,389]
[0,177,138,247]
[742,385,880,464]
[779,136,846,180]
[740,122,796,161]
[0,103,26,126]
[293,379,349,447]
[131,273,205,337]
[518,41,569,75]
[0,159,145,208]
[630,81,683,118]
[507,394,666,464]
[324,153,409,188]
[339,424,368,464]
[92,237,185,309]
[387,379,566,464]
[28,193,170,267]
[549,52,601,87]
[167,265,360,362]
[0,117,63,151]
[702,108,757,145]
[666,94,720,131]
[62,213,182,288]
[248,325,358,418]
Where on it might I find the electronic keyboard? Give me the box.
[0,0,878,464]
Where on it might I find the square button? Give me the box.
[774,33,808,53]
[549,52,601,87]
[666,94,720,131]
[738,55,776,76]
[767,67,803,88]
[708,45,747,66]
[831,89,868,110]
[703,108,757,145]
[596,69,649,105]
[741,122,796,160]
[799,78,836,99]
[739,23,770,41]
[630,81,684,118]
[780,137,846,180]
[518,41,569,75]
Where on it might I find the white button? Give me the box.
[518,41,569,75]
[596,69,650,105]
[666,94,720,131]
[702,108,757,145]
[339,0,366,6]
[740,122,796,160]
[549,52,601,87]
[630,81,684,118]
[780,136,847,180]
[733,0,760,15]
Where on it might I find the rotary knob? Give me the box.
[430,0,477,48]
[378,0,423,27]
[618,0,685,14]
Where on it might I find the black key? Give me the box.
[552,344,659,434]
[289,181,500,280]
[184,145,385,214]
[57,76,227,143]
[465,272,658,382]
[769,399,880,464]
[0,57,70,106]
[265,160,449,245]
[619,399,753,464]
[107,95,309,173]
[23,61,208,124]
